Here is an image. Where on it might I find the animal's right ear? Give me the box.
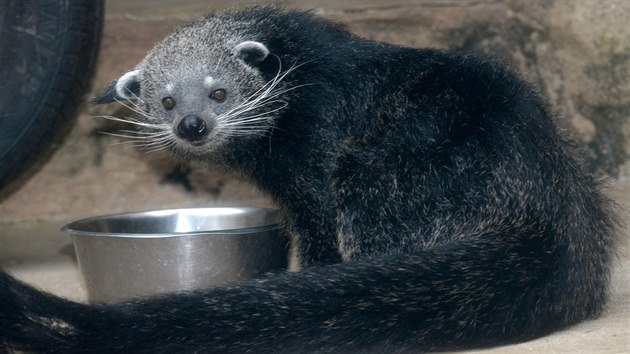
[92,69,142,104]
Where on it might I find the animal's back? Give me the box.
[329,45,617,342]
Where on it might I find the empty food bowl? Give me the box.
[62,207,288,303]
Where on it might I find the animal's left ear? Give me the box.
[233,41,270,65]
[92,69,142,104]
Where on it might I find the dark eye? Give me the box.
[210,89,226,102]
[162,97,176,110]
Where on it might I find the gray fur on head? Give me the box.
[93,19,290,159]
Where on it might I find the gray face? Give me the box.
[139,39,274,156]
[144,61,250,146]
[107,29,287,160]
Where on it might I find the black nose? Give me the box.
[176,115,209,142]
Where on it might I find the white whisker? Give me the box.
[213,57,309,142]
[99,132,158,140]
[216,58,302,127]
[142,139,178,154]
[220,102,287,123]
[118,129,171,137]
[95,115,168,130]
[114,99,156,121]
[138,137,176,148]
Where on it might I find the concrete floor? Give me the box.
[1,1,629,352]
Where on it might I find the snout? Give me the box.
[176,115,214,144]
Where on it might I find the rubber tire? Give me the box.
[0,0,104,192]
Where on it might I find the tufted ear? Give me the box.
[92,69,142,104]
[233,41,270,65]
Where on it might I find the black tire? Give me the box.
[0,0,104,193]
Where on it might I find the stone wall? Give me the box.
[1,0,628,223]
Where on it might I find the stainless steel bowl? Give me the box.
[62,207,287,303]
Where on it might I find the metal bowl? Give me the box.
[62,207,287,303]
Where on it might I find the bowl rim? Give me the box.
[61,207,280,238]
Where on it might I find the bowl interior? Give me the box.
[62,207,279,236]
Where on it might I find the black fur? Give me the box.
[90,79,119,104]
[0,7,619,353]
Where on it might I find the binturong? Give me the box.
[0,6,620,353]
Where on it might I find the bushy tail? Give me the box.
[0,230,611,353]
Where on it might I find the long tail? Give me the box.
[0,231,610,353]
